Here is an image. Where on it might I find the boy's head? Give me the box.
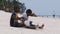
[14,5,20,13]
[26,9,32,16]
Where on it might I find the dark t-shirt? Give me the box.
[10,12,24,27]
[10,12,17,27]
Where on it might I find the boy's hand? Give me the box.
[20,17,25,21]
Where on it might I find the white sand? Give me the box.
[0,10,60,34]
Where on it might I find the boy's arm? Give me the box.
[32,13,37,17]
[12,13,19,22]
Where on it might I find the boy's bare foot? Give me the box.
[39,24,44,29]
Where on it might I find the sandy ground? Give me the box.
[0,10,60,34]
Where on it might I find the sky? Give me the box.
[18,0,60,15]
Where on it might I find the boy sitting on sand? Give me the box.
[22,9,44,29]
[10,5,24,27]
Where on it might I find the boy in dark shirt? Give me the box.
[10,5,24,27]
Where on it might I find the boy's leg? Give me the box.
[24,21,44,29]
[29,21,44,29]
[26,21,37,29]
[17,23,25,27]
[25,25,36,29]
[24,21,36,29]
[13,22,24,27]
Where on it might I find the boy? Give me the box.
[23,9,44,29]
[10,5,24,27]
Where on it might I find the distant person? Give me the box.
[23,9,44,29]
[53,14,55,18]
[10,5,24,27]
